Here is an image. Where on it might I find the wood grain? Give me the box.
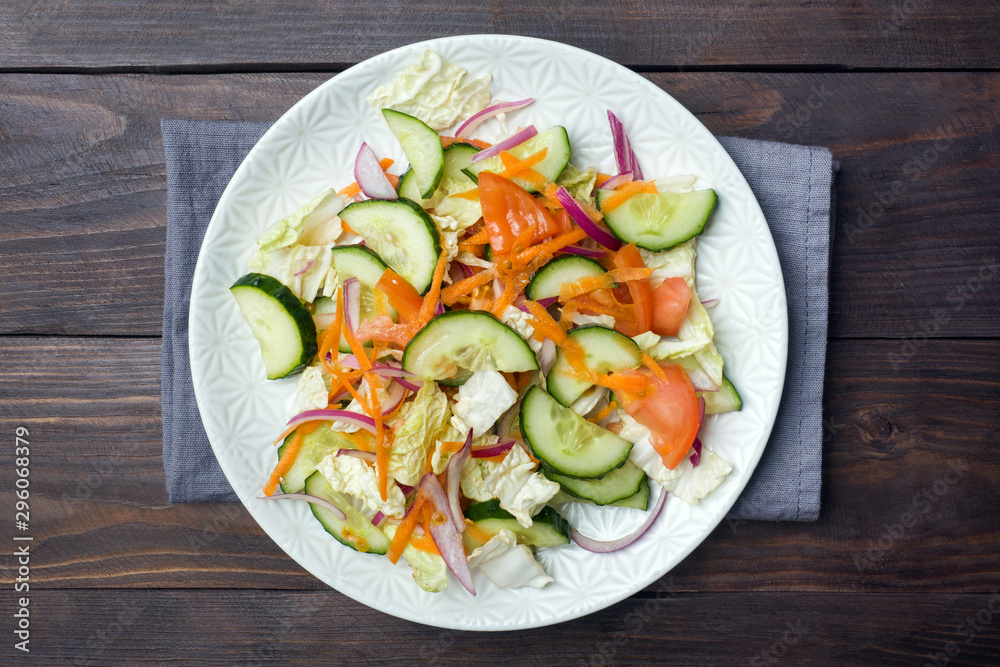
[2,336,997,591]
[4,589,998,665]
[1,2,999,70]
[1,72,998,338]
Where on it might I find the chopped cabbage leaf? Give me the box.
[388,382,451,486]
[468,529,553,589]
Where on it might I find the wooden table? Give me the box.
[2,2,999,664]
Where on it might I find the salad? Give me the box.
[230,51,742,595]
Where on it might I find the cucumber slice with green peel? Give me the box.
[277,425,358,493]
[463,500,571,547]
[303,471,391,554]
[230,273,317,380]
[520,385,633,479]
[596,189,718,251]
[544,460,646,506]
[398,143,480,208]
[325,245,396,352]
[464,126,572,193]
[700,375,742,414]
[338,198,441,294]
[546,325,642,406]
[382,109,444,198]
[551,474,650,510]
[525,255,609,302]
[402,310,539,381]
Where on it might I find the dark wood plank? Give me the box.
[1,2,999,70]
[3,589,998,665]
[2,336,997,591]
[1,72,998,338]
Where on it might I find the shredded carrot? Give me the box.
[478,453,510,463]
[343,430,374,453]
[588,401,619,424]
[337,182,361,198]
[373,288,389,319]
[341,221,356,235]
[449,188,481,201]
[409,529,440,555]
[642,353,669,384]
[317,286,345,364]
[464,519,495,545]
[516,371,534,391]
[558,273,617,302]
[524,300,578,350]
[595,173,614,187]
[387,495,425,564]
[355,315,414,346]
[599,180,658,213]
[371,385,388,501]
[376,269,423,322]
[415,248,449,328]
[510,227,587,268]
[442,136,493,150]
[499,148,548,180]
[441,268,495,305]
[263,422,319,495]
[457,227,491,252]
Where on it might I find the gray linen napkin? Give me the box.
[162,119,834,520]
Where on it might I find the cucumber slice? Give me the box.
[520,385,633,479]
[230,273,317,380]
[382,109,444,198]
[463,500,571,547]
[525,255,608,302]
[277,426,358,493]
[397,142,480,208]
[402,310,538,381]
[596,189,718,251]
[700,375,742,414]
[464,126,571,193]
[338,198,441,294]
[551,474,650,510]
[547,325,642,406]
[544,460,646,505]
[303,471,391,554]
[325,245,395,352]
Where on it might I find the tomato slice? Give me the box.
[612,243,652,334]
[618,362,700,470]
[650,277,691,336]
[478,172,560,255]
[375,269,423,322]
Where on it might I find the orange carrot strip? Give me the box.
[376,269,423,322]
[595,173,614,187]
[371,382,387,500]
[642,353,669,384]
[387,495,425,564]
[441,268,496,305]
[511,227,587,269]
[588,401,619,424]
[499,148,548,179]
[337,182,361,198]
[415,248,449,327]
[449,188,481,201]
[263,422,319,495]
[600,180,658,213]
[464,519,495,544]
[408,529,441,555]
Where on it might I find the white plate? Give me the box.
[190,34,787,630]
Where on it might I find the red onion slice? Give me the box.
[571,486,667,553]
[535,296,558,308]
[372,511,386,527]
[354,142,398,200]
[457,262,475,279]
[343,278,361,335]
[538,338,557,375]
[259,492,346,521]
[496,403,519,438]
[688,367,719,393]
[456,98,534,138]
[470,126,537,164]
[285,409,376,433]
[560,245,606,259]
[337,448,376,463]
[701,298,719,309]
[446,430,474,532]
[690,438,703,468]
[380,381,407,415]
[472,439,515,458]
[601,171,634,191]
[553,185,622,251]
[419,472,476,595]
[607,110,644,180]
[434,301,445,315]
[293,258,316,277]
